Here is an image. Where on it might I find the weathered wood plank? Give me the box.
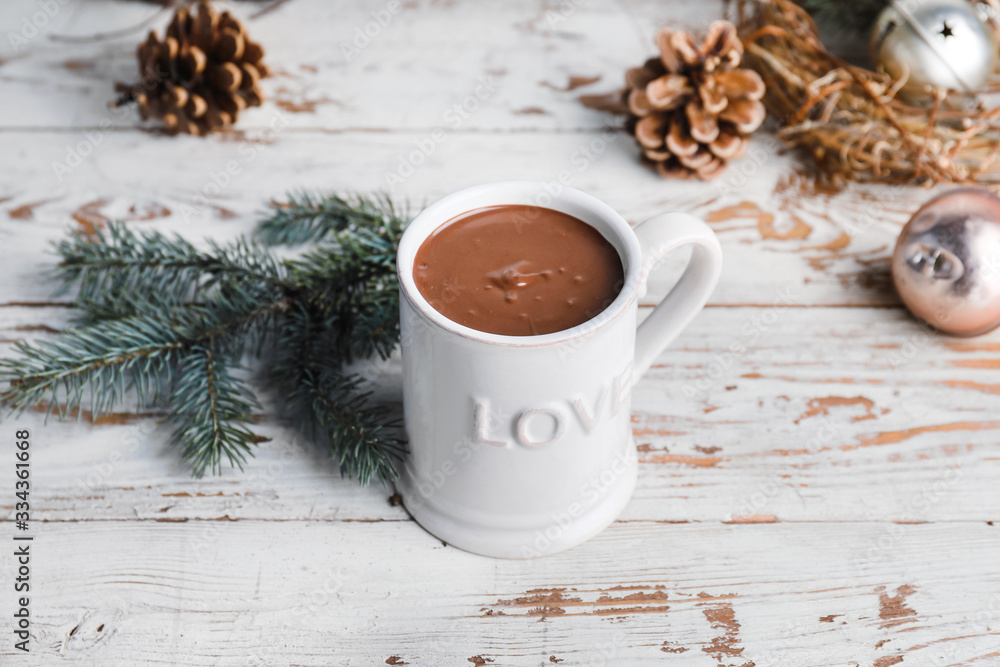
[2,0,998,663]
[0,0,727,131]
[0,521,996,665]
[3,307,996,524]
[0,131,930,308]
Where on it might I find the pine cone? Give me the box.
[624,21,766,180]
[113,1,268,135]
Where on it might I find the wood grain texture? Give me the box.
[0,0,726,131]
[0,521,998,666]
[1,0,998,664]
[2,307,998,525]
[0,131,932,308]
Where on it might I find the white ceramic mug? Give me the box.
[396,181,722,558]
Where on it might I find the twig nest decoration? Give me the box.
[112,1,269,135]
[892,188,1000,336]
[622,21,767,180]
[871,0,998,95]
[737,0,1000,185]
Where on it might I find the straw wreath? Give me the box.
[736,0,1000,185]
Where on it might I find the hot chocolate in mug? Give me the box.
[396,181,723,558]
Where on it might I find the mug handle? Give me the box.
[633,212,723,383]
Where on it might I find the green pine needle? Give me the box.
[0,316,183,419]
[54,223,286,305]
[171,347,260,477]
[0,193,409,484]
[292,366,404,485]
[256,192,406,246]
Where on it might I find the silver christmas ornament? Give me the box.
[870,0,999,94]
[892,188,1000,336]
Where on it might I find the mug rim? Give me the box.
[396,181,643,347]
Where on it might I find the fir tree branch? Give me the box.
[291,365,404,485]
[171,346,261,477]
[0,317,184,419]
[192,286,292,357]
[335,283,400,363]
[256,192,406,246]
[276,198,405,365]
[2,192,411,482]
[268,305,404,484]
[55,222,289,306]
[286,249,400,365]
[72,289,193,325]
[1,289,287,424]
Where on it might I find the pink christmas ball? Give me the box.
[892,188,1000,336]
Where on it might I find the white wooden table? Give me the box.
[1,1,999,664]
